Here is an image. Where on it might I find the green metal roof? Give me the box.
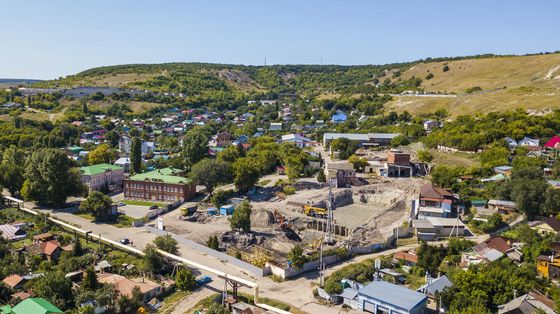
[12,298,63,314]
[156,167,184,175]
[66,146,83,153]
[128,168,191,185]
[80,163,123,176]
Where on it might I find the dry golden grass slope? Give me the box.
[386,53,560,116]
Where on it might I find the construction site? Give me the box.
[159,175,425,275]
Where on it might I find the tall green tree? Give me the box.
[21,148,83,207]
[33,271,74,310]
[207,235,219,250]
[81,100,89,114]
[88,144,118,165]
[0,146,26,196]
[142,244,163,275]
[348,154,369,172]
[417,241,446,276]
[189,159,233,196]
[154,234,179,255]
[72,237,84,256]
[509,167,549,218]
[232,157,260,193]
[287,245,307,269]
[182,128,208,169]
[81,267,99,291]
[230,201,252,232]
[130,137,142,174]
[176,268,197,291]
[80,191,113,222]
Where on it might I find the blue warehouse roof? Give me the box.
[358,281,427,312]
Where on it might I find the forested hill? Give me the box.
[34,62,418,97]
[33,51,560,115]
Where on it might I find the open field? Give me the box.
[387,53,560,116]
[402,54,560,93]
[430,150,480,168]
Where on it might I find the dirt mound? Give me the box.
[252,209,274,228]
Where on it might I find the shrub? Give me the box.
[282,185,296,195]
[211,189,236,208]
[417,149,434,162]
[466,86,483,94]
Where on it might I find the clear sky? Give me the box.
[1,0,559,79]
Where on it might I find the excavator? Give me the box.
[273,209,294,230]
[305,237,324,255]
[302,205,327,218]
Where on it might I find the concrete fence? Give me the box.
[145,226,265,277]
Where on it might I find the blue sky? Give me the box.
[1,0,559,79]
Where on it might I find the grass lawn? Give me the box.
[430,150,480,168]
[123,199,166,207]
[70,208,142,228]
[106,214,144,228]
[190,294,222,313]
[75,212,95,221]
[405,272,426,290]
[158,290,191,314]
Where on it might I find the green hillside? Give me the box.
[32,52,560,116]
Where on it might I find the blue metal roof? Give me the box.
[358,281,427,311]
[418,275,452,296]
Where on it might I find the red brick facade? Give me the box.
[123,179,196,203]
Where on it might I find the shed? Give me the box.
[219,205,235,216]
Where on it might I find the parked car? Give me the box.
[117,202,126,207]
[149,205,159,210]
[196,275,212,286]
[120,238,130,245]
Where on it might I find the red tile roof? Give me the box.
[420,184,454,199]
[3,274,24,288]
[393,251,418,264]
[43,241,60,256]
[474,235,512,254]
[11,291,31,301]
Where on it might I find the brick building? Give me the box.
[124,167,196,203]
[384,150,412,177]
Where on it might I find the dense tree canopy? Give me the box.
[154,234,179,255]
[183,127,209,169]
[88,143,118,165]
[21,148,83,207]
[80,191,114,222]
[189,158,233,196]
[230,200,252,232]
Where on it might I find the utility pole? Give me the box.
[319,242,324,287]
[222,274,228,305]
[325,179,335,245]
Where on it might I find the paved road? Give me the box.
[17,198,498,314]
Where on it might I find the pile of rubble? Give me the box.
[220,231,268,248]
